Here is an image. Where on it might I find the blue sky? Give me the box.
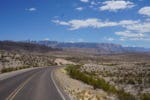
[0,0,150,47]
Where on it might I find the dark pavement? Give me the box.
[0,67,63,100]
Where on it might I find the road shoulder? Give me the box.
[53,67,108,100]
[52,68,70,100]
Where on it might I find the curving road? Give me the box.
[0,67,64,100]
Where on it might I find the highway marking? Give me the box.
[6,73,37,100]
[51,70,66,100]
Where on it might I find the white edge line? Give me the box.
[51,70,66,100]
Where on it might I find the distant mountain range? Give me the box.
[25,40,150,54]
[0,41,61,53]
[0,40,149,54]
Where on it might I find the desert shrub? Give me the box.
[117,90,135,100]
[127,78,136,84]
[65,65,135,100]
[66,65,115,91]
[1,65,31,73]
[1,67,16,73]
[140,93,150,100]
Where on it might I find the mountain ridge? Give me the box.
[0,40,149,54]
[0,41,61,53]
[26,40,150,54]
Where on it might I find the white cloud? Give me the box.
[115,31,150,41]
[80,0,89,3]
[115,31,145,38]
[25,7,37,11]
[119,37,126,41]
[119,20,139,25]
[68,19,102,30]
[44,38,50,41]
[106,37,114,41]
[100,0,135,11]
[116,20,150,41]
[52,18,150,41]
[124,22,150,33]
[52,18,139,30]
[53,18,119,30]
[52,20,70,25]
[69,19,119,30]
[138,6,150,17]
[76,7,84,11]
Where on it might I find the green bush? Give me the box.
[117,90,135,100]
[65,65,135,100]
[140,93,150,100]
[65,65,117,92]
[1,66,31,73]
[1,67,16,73]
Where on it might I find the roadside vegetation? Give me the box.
[0,50,57,73]
[65,64,135,100]
[1,66,31,73]
[140,93,150,100]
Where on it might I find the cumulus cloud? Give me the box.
[105,37,114,41]
[52,18,139,30]
[76,7,84,11]
[80,0,89,3]
[115,31,145,38]
[116,21,150,41]
[52,20,70,25]
[100,0,135,11]
[52,18,150,41]
[44,38,50,41]
[25,7,37,12]
[138,6,150,17]
[52,18,117,30]
[124,22,150,33]
[119,20,139,25]
[115,31,150,41]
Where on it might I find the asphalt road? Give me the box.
[0,67,63,100]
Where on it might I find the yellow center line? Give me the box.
[6,73,38,100]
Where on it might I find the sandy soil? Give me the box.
[54,58,75,66]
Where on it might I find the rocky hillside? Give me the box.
[0,41,62,72]
[0,50,56,71]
